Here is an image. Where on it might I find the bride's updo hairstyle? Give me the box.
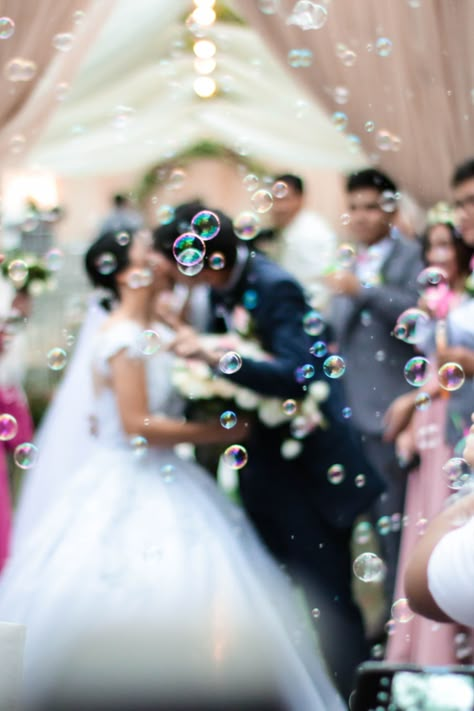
[85,231,134,303]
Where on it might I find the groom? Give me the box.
[153,203,385,699]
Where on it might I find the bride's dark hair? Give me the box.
[84,231,134,302]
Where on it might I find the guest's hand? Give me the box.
[383,392,415,442]
[169,327,221,368]
[325,270,361,297]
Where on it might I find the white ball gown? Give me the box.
[0,320,345,710]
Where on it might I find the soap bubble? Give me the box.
[404,356,431,387]
[191,210,220,240]
[333,86,350,104]
[4,57,37,82]
[303,310,325,336]
[7,259,28,285]
[0,414,18,441]
[242,174,259,192]
[258,0,279,15]
[375,129,394,151]
[438,362,465,391]
[156,205,175,225]
[327,464,345,485]
[376,37,393,57]
[288,48,313,68]
[353,552,386,582]
[391,598,415,623]
[233,211,260,241]
[376,516,391,536]
[223,444,248,469]
[272,181,289,198]
[442,457,472,490]
[136,330,161,356]
[392,308,430,344]
[355,473,366,488]
[379,190,398,213]
[209,252,225,270]
[172,233,206,267]
[243,289,258,309]
[95,252,117,275]
[364,120,375,133]
[353,521,372,545]
[332,112,348,131]
[309,341,327,358]
[52,33,74,52]
[416,265,448,292]
[45,248,64,272]
[287,2,328,30]
[13,442,38,469]
[251,189,273,214]
[323,355,346,379]
[415,392,431,411]
[0,17,15,39]
[219,351,242,375]
[220,411,237,429]
[311,608,320,619]
[282,399,297,416]
[130,435,148,458]
[115,231,131,246]
[342,407,352,419]
[47,348,68,371]
[335,243,356,268]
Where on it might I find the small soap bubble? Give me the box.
[415,392,431,411]
[375,350,386,362]
[404,356,431,387]
[243,289,258,309]
[156,205,175,225]
[332,112,348,131]
[4,57,37,82]
[341,49,357,67]
[45,248,64,272]
[342,406,352,419]
[353,552,386,582]
[375,129,393,151]
[95,252,117,275]
[340,213,351,226]
[393,308,430,344]
[52,33,74,52]
[385,619,396,636]
[178,262,204,277]
[416,517,428,535]
[209,252,225,270]
[323,355,346,379]
[233,211,260,241]
[137,330,161,356]
[0,17,15,39]
[376,516,391,536]
[333,86,350,104]
[442,457,472,490]
[167,168,186,190]
[371,644,384,659]
[391,598,415,623]
[13,442,38,469]
[287,2,328,30]
[115,231,130,246]
[379,190,398,213]
[287,48,313,68]
[251,189,273,214]
[355,474,366,488]
[7,259,28,285]
[172,233,206,267]
[258,0,279,15]
[364,120,375,133]
[243,174,259,192]
[219,351,242,375]
[416,265,448,292]
[223,444,248,469]
[303,310,325,336]
[56,81,70,101]
[353,521,372,545]
[47,348,68,371]
[127,268,153,289]
[311,608,320,619]
[283,399,297,416]
[391,512,402,532]
[0,414,18,441]
[327,464,345,485]
[160,463,176,482]
[438,362,465,391]
[309,341,327,358]
[220,411,237,429]
[191,210,220,240]
[375,37,392,57]
[130,435,148,458]
[301,363,315,379]
[272,181,289,198]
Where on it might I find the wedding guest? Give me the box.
[452,158,474,247]
[385,209,474,664]
[256,173,336,311]
[326,168,424,608]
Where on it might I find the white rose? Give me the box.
[281,439,303,459]
[258,399,289,427]
[309,380,330,402]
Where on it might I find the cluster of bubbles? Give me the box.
[286,2,328,31]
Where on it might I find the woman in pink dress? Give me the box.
[385,211,474,664]
[0,286,34,571]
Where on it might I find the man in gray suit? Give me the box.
[326,168,424,617]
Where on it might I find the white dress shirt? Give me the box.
[428,514,474,626]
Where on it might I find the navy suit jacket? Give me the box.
[209,250,385,529]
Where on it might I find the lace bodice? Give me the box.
[91,320,184,447]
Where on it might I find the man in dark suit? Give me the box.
[153,203,385,699]
[326,169,424,613]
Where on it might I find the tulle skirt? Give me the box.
[0,443,344,710]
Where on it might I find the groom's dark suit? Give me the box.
[208,248,385,699]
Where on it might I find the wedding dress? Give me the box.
[0,319,344,710]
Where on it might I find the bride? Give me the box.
[0,230,345,710]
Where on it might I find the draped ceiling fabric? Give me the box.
[28,0,365,176]
[0,0,113,158]
[238,0,474,208]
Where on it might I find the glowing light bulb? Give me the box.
[194,57,216,74]
[193,39,216,59]
[193,76,217,98]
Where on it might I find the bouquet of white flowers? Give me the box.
[171,333,329,459]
